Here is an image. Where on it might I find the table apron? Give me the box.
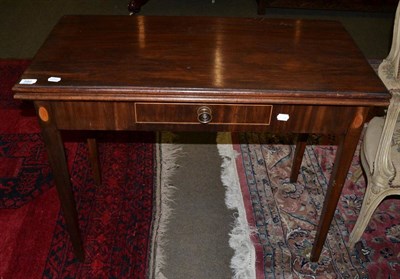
[41,101,364,134]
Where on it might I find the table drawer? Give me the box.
[135,103,273,125]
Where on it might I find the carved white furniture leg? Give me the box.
[348,95,400,248]
[348,0,400,248]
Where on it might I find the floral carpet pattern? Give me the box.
[0,60,155,278]
[233,132,400,278]
[0,60,50,209]
[42,133,155,279]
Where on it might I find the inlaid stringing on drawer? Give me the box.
[135,103,273,125]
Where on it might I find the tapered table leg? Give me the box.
[257,0,267,14]
[128,0,149,14]
[290,134,308,183]
[310,107,368,262]
[35,102,85,262]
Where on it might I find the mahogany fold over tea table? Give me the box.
[13,15,390,263]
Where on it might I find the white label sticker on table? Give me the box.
[19,79,37,85]
[277,113,290,121]
[48,77,61,82]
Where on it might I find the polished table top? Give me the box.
[14,15,388,106]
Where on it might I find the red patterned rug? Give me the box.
[0,60,156,278]
[228,132,400,278]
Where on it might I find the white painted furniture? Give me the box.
[349,1,400,248]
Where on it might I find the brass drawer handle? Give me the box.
[197,106,212,124]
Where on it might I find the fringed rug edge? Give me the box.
[216,132,256,279]
[148,132,183,279]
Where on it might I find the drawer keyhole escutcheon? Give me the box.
[197,106,212,124]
